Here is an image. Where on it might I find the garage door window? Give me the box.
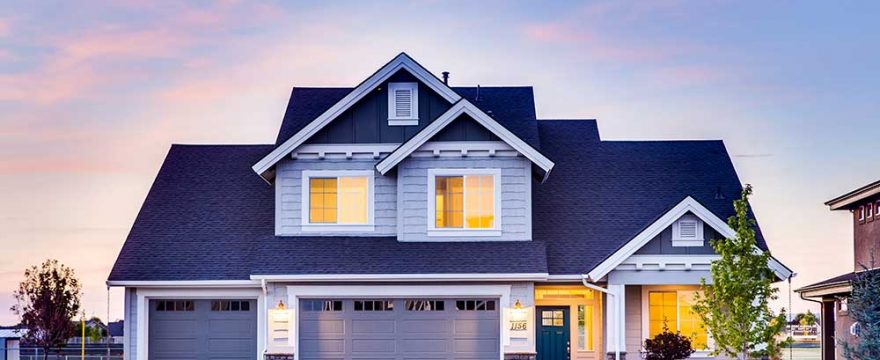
[456,300,496,311]
[155,300,194,311]
[302,300,343,312]
[211,300,250,311]
[405,300,445,311]
[354,300,394,311]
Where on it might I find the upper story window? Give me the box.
[672,214,704,247]
[301,170,374,231]
[387,82,419,126]
[427,169,501,237]
[858,205,866,222]
[867,202,874,221]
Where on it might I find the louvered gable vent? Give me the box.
[388,82,419,125]
[672,213,704,247]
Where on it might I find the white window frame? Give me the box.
[867,202,874,219]
[427,168,502,237]
[671,214,704,247]
[858,206,866,221]
[301,170,375,232]
[641,286,714,356]
[388,82,419,126]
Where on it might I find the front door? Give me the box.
[537,306,570,360]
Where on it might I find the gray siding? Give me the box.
[127,288,136,360]
[276,159,397,236]
[634,222,719,255]
[396,157,532,242]
[625,285,642,356]
[306,70,452,144]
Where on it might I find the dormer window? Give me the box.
[672,214,704,247]
[388,82,419,126]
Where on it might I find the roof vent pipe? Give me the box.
[442,71,450,85]
[476,84,481,102]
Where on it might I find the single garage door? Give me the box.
[149,299,257,360]
[300,298,500,360]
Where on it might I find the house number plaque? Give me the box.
[510,320,528,331]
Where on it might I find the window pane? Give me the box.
[678,291,708,350]
[436,176,464,228]
[648,291,678,338]
[465,175,494,228]
[578,305,593,351]
[339,177,368,224]
[309,178,338,223]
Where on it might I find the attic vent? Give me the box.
[672,214,704,247]
[388,82,419,126]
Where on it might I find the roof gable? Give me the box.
[375,100,554,178]
[253,53,461,181]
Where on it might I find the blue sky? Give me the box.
[0,0,878,323]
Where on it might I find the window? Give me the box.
[577,305,594,351]
[354,300,394,311]
[388,82,419,125]
[648,291,708,350]
[672,214,704,247]
[155,300,194,312]
[867,202,874,220]
[405,300,445,311]
[211,300,251,312]
[302,171,373,230]
[428,169,500,235]
[858,206,865,222]
[876,201,880,218]
[541,310,565,327]
[455,300,496,311]
[301,300,342,312]
[839,298,848,313]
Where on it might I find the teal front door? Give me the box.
[536,306,570,360]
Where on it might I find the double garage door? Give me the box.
[148,299,257,360]
[300,298,501,360]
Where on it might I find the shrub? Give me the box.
[644,324,697,360]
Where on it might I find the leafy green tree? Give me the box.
[799,310,817,326]
[841,265,880,360]
[11,259,82,360]
[692,185,791,359]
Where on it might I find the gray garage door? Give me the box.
[300,298,500,360]
[149,299,257,360]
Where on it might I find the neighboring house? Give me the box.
[796,180,880,360]
[108,321,124,345]
[0,328,23,360]
[107,53,792,360]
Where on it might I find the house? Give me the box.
[107,53,792,360]
[796,180,880,360]
[0,327,23,360]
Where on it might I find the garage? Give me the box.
[148,299,257,360]
[299,298,500,360]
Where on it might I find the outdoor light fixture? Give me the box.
[276,300,286,310]
[514,299,523,310]
[271,300,290,322]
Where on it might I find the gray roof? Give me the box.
[109,88,771,281]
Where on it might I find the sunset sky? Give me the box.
[1,0,878,324]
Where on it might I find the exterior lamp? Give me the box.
[510,299,528,321]
[271,300,290,322]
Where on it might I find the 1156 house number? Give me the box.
[510,320,527,331]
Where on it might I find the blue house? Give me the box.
[108,53,791,360]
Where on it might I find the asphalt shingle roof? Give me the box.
[109,89,771,281]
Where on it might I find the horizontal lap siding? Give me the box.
[397,157,532,241]
[276,159,397,236]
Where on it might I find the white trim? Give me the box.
[671,214,704,247]
[253,53,460,181]
[798,284,853,298]
[587,196,793,281]
[387,82,419,123]
[375,100,554,177]
[288,142,517,161]
[285,284,511,360]
[251,273,549,282]
[134,287,265,360]
[300,170,375,231]
[123,288,131,358]
[618,255,719,272]
[107,280,261,288]
[426,168,503,237]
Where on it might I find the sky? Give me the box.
[0,0,878,324]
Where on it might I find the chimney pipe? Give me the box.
[442,71,450,85]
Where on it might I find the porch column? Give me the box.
[605,284,626,360]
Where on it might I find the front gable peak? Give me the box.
[252,53,461,182]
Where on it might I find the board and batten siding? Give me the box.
[396,156,532,241]
[624,285,642,356]
[634,223,720,255]
[275,158,397,236]
[126,287,137,359]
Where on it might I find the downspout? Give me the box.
[581,275,620,360]
[261,278,268,360]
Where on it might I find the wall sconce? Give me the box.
[271,300,291,322]
[510,299,528,321]
[276,300,286,310]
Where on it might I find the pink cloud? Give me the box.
[0,18,9,37]
[523,23,592,43]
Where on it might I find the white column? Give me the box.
[605,284,627,357]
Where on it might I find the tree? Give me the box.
[799,310,817,327]
[644,323,696,360]
[11,259,82,360]
[840,265,880,360]
[692,185,791,359]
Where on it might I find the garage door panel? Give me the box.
[301,298,499,360]
[149,299,256,360]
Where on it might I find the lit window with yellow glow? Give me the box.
[648,290,708,350]
[309,176,368,224]
[435,175,494,229]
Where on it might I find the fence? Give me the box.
[5,346,123,360]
